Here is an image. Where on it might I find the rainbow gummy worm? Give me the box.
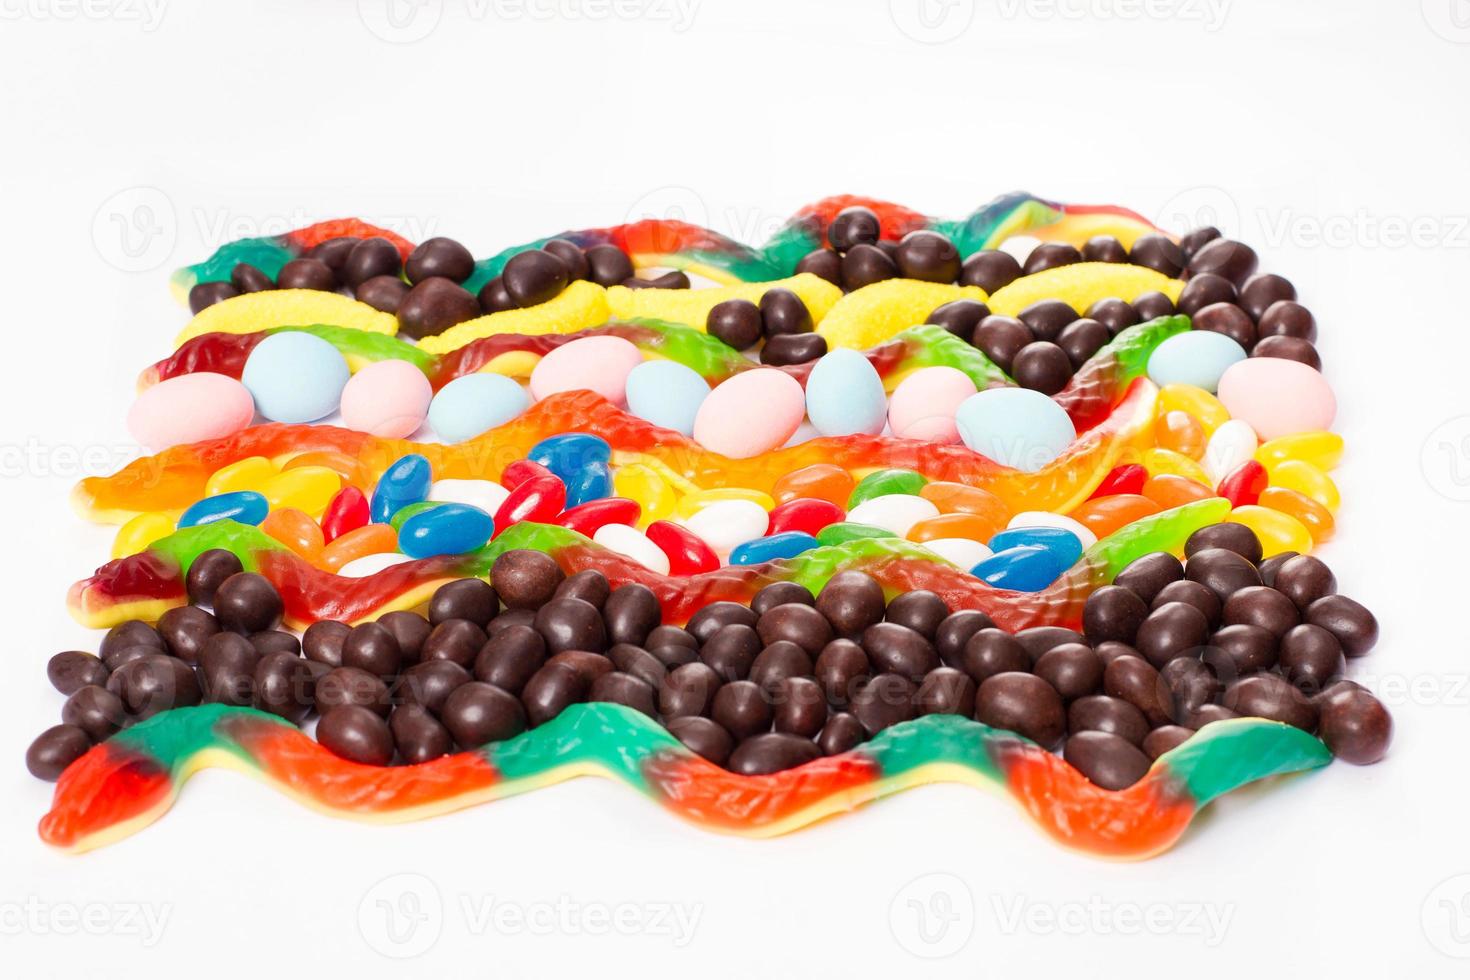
[38,702,1329,857]
[67,498,1229,630]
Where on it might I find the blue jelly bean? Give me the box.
[987,526,1083,568]
[528,433,611,483]
[971,545,1067,592]
[398,503,495,559]
[624,360,710,436]
[370,453,433,524]
[178,490,269,529]
[728,531,820,566]
[564,459,612,509]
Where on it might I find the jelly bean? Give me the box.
[390,501,444,532]
[1265,459,1340,512]
[530,335,643,405]
[370,454,433,524]
[322,523,398,571]
[682,499,770,556]
[528,433,612,484]
[205,456,277,497]
[112,512,175,559]
[773,464,855,508]
[645,520,720,575]
[260,507,325,563]
[1068,494,1162,540]
[972,545,1066,592]
[593,524,671,574]
[241,331,351,423]
[128,372,256,452]
[1146,331,1246,393]
[693,368,806,459]
[676,488,776,520]
[728,532,820,566]
[815,522,898,546]
[1255,431,1343,472]
[261,466,341,518]
[920,538,993,570]
[1217,460,1268,508]
[1258,487,1334,544]
[887,366,977,443]
[565,459,612,509]
[846,494,940,537]
[1140,447,1213,487]
[501,459,556,491]
[848,468,927,509]
[557,497,641,537]
[1158,384,1229,435]
[1141,474,1216,509]
[918,482,1011,526]
[1089,464,1147,500]
[1217,358,1336,441]
[1202,418,1258,484]
[493,475,567,535]
[989,526,1083,568]
[1005,511,1098,550]
[179,490,269,529]
[624,360,711,436]
[429,479,511,516]
[400,503,495,559]
[613,463,677,525]
[1154,410,1205,459]
[428,373,529,443]
[281,451,369,486]
[956,387,1077,472]
[339,552,416,578]
[339,359,432,438]
[907,512,1003,544]
[767,497,844,537]
[806,349,887,437]
[1226,505,1313,558]
[320,486,369,543]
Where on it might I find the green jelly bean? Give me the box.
[847,469,927,509]
[816,522,898,547]
[390,500,444,533]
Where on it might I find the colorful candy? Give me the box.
[1217,358,1337,441]
[178,490,268,529]
[529,335,642,405]
[240,331,350,423]
[887,366,978,443]
[126,373,255,452]
[338,359,432,438]
[399,503,495,559]
[623,360,710,435]
[369,454,432,524]
[427,373,529,442]
[804,349,887,437]
[956,387,1077,472]
[1145,331,1247,393]
[693,368,805,458]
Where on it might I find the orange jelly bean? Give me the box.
[1154,411,1205,460]
[918,480,1011,524]
[906,512,1006,545]
[321,523,398,571]
[1258,486,1335,543]
[773,464,854,508]
[260,507,326,563]
[1142,474,1215,509]
[1069,494,1162,539]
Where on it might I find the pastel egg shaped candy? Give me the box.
[241,331,351,423]
[1216,358,1336,441]
[805,349,887,437]
[127,372,256,451]
[624,360,711,436]
[428,374,529,443]
[955,387,1077,472]
[887,366,979,443]
[529,335,643,405]
[399,503,495,559]
[845,493,940,537]
[338,359,432,438]
[693,369,806,459]
[682,499,770,557]
[1146,331,1247,393]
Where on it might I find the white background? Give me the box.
[2,1,1468,976]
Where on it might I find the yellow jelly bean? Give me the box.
[1255,431,1344,472]
[1265,459,1340,512]
[1227,505,1314,557]
[613,463,677,526]
[261,466,342,518]
[111,511,175,559]
[260,507,326,563]
[1258,487,1335,544]
[675,487,776,520]
[1139,447,1213,487]
[1157,384,1229,435]
[205,456,278,497]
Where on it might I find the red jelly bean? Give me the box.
[1217,460,1268,508]
[645,520,719,576]
[556,497,641,537]
[1090,464,1147,500]
[320,486,368,543]
[501,459,555,491]
[767,497,844,536]
[492,475,566,536]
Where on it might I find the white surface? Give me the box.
[2,2,1468,977]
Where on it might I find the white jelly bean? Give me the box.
[846,494,940,537]
[682,499,770,557]
[593,524,671,574]
[338,552,415,578]
[920,538,993,570]
[1006,511,1098,550]
[1202,419,1259,485]
[429,478,511,514]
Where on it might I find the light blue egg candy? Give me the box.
[805,349,887,437]
[427,374,530,443]
[955,388,1077,473]
[1146,331,1248,393]
[240,331,350,423]
[624,360,710,436]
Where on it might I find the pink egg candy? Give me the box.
[127,372,255,451]
[693,369,805,458]
[529,336,643,405]
[339,359,433,438]
[1216,358,1336,441]
[887,366,979,443]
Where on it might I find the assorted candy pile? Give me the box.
[31,193,1390,858]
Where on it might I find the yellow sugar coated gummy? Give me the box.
[261,466,342,518]
[985,262,1184,318]
[815,280,988,350]
[174,290,398,347]
[111,512,175,559]
[675,487,776,519]
[612,463,678,527]
[1227,505,1314,558]
[606,274,842,331]
[417,280,611,355]
[1255,431,1344,473]
[1157,384,1230,436]
[1264,459,1340,513]
[204,456,279,497]
[1140,447,1213,487]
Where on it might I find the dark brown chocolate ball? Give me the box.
[187,549,244,606]
[276,257,337,292]
[357,273,410,314]
[1315,681,1392,764]
[706,298,763,350]
[840,243,898,291]
[1128,234,1185,277]
[975,672,1065,749]
[960,250,1023,292]
[317,705,394,766]
[396,277,480,340]
[895,231,960,283]
[1022,242,1081,275]
[1064,731,1151,789]
[503,249,570,307]
[585,244,634,287]
[26,725,92,781]
[405,237,475,284]
[827,206,880,252]
[442,681,527,747]
[342,238,402,288]
[1011,341,1073,395]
